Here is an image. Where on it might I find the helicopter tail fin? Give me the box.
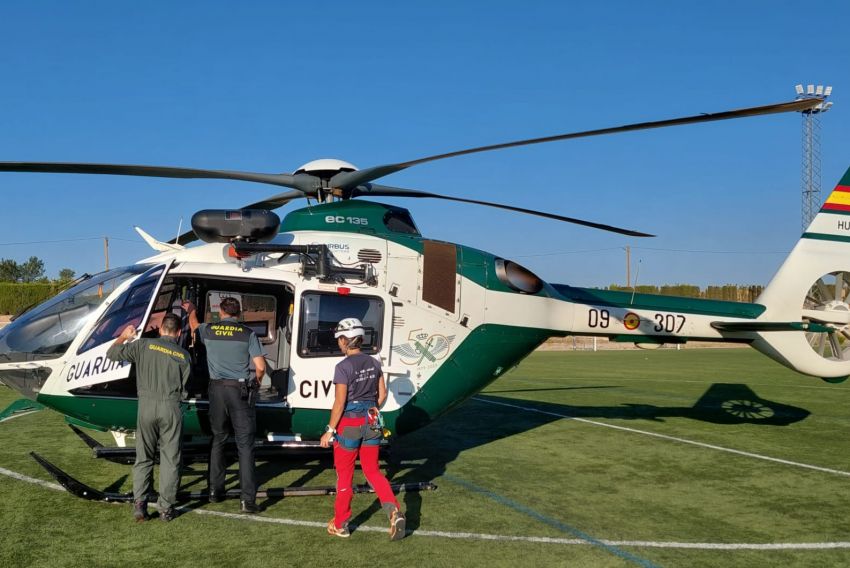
[750,165,850,380]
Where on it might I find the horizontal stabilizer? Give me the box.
[134,226,185,252]
[0,399,45,423]
[710,321,832,333]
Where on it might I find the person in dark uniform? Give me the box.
[320,317,405,540]
[106,313,191,522]
[184,297,266,513]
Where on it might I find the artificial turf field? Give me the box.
[2,348,850,567]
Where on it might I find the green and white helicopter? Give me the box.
[0,96,847,499]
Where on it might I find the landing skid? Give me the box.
[69,424,341,465]
[31,451,437,503]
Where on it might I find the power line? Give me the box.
[512,247,623,258]
[512,246,788,258]
[632,246,788,255]
[0,236,145,246]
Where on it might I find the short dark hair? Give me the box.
[161,313,181,335]
[220,297,241,316]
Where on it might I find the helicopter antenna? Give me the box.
[630,260,642,305]
[176,217,183,244]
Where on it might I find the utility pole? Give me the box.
[104,236,109,271]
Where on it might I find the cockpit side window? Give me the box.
[0,265,150,362]
[298,292,383,357]
[78,266,165,354]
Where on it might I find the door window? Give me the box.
[298,292,383,357]
[78,265,166,354]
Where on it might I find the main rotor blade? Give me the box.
[357,184,653,237]
[242,189,307,211]
[331,98,823,190]
[0,162,317,192]
[167,189,305,245]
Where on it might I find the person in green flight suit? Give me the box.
[106,313,192,522]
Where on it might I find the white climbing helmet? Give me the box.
[334,317,365,339]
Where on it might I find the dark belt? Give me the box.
[210,378,245,387]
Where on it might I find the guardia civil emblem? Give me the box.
[392,329,456,366]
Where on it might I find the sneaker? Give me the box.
[327,519,350,538]
[159,507,177,522]
[133,500,149,522]
[208,489,224,503]
[389,509,406,541]
[240,500,260,514]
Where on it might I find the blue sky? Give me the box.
[0,1,848,287]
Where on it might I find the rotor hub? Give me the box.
[822,300,850,312]
[293,159,359,203]
[294,158,358,179]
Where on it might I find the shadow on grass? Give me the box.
[166,382,808,531]
[103,474,128,494]
[485,385,618,394]
[365,382,809,531]
[486,383,810,426]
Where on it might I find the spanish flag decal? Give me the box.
[820,167,850,213]
[821,184,850,213]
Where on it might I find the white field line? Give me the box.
[473,397,850,477]
[0,466,64,491]
[1,463,850,550]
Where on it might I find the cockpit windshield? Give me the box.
[0,265,151,362]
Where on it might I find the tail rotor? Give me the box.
[803,271,850,361]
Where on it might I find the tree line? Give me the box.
[606,284,764,303]
[0,256,75,283]
[0,257,78,315]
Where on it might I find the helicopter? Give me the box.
[1,96,849,497]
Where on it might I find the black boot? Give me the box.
[133,500,149,522]
[240,500,260,514]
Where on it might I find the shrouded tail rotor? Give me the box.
[803,271,850,361]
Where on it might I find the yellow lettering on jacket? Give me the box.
[211,324,243,338]
[148,344,186,360]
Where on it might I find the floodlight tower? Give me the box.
[796,84,833,230]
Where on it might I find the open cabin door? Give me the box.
[66,261,174,395]
[286,287,392,411]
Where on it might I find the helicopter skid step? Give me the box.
[68,424,358,465]
[30,451,436,503]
